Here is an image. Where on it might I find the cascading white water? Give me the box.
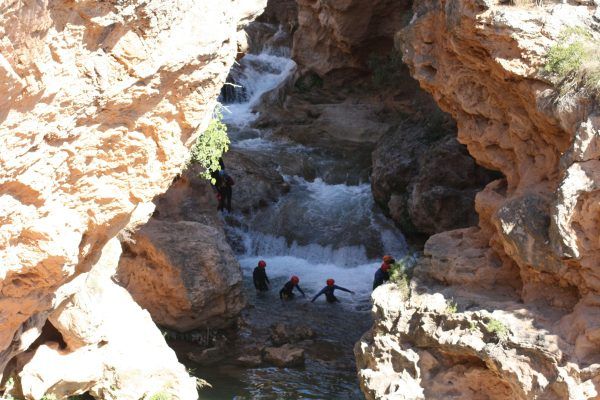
[222,53,296,127]
[221,50,409,305]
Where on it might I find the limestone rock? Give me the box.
[263,344,305,367]
[21,239,197,400]
[118,218,245,332]
[0,0,266,387]
[293,0,413,77]
[358,0,600,398]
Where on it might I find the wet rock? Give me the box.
[269,323,316,346]
[187,347,227,366]
[223,149,290,213]
[263,344,305,367]
[235,355,263,367]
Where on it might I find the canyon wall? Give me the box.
[258,0,497,239]
[356,1,600,399]
[0,0,266,398]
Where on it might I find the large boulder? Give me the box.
[118,219,245,332]
[20,239,197,400]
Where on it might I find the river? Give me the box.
[193,31,409,400]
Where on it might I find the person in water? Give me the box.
[373,255,394,290]
[311,279,354,303]
[253,260,270,292]
[279,275,306,300]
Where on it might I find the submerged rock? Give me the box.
[269,322,316,346]
[263,344,305,367]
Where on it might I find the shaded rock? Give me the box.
[118,219,245,332]
[235,355,263,367]
[371,122,498,237]
[293,0,413,77]
[263,344,305,367]
[187,347,227,366]
[223,149,290,213]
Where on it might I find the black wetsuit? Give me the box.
[253,267,270,291]
[216,173,233,212]
[311,285,352,303]
[279,281,305,299]
[373,268,390,290]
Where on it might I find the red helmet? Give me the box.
[383,255,394,264]
[258,260,266,268]
[381,263,391,272]
[326,279,335,286]
[291,275,299,284]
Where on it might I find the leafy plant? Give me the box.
[446,299,458,314]
[544,26,600,99]
[486,318,509,340]
[468,321,477,332]
[188,107,230,184]
[0,377,15,400]
[148,392,171,400]
[389,256,414,300]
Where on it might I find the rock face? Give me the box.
[293,0,413,77]
[0,0,266,396]
[371,121,498,237]
[19,239,197,400]
[357,1,600,399]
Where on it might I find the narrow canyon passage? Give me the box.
[190,37,409,399]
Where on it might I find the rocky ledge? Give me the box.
[356,0,600,399]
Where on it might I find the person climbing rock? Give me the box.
[215,169,234,213]
[311,279,354,303]
[279,275,306,300]
[253,260,270,292]
[373,255,394,290]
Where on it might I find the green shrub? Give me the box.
[544,26,600,98]
[446,299,458,314]
[148,392,171,400]
[188,108,229,184]
[389,257,414,299]
[486,318,509,340]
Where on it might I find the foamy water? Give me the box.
[222,53,296,127]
